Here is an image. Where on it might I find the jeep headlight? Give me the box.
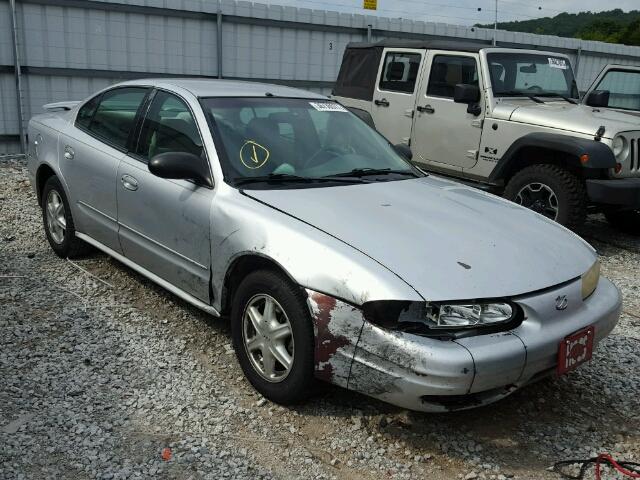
[612,136,627,159]
[581,259,600,300]
[425,302,514,329]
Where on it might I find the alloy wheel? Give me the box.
[46,190,66,244]
[515,182,559,220]
[242,294,294,382]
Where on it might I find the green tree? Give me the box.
[475,9,640,45]
[577,20,624,43]
[619,19,640,46]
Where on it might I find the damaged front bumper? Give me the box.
[306,276,621,412]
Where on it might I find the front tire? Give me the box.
[230,270,315,405]
[41,176,90,258]
[604,209,640,235]
[504,164,587,230]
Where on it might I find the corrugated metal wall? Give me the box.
[2,0,640,154]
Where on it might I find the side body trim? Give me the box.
[118,222,209,270]
[78,200,116,223]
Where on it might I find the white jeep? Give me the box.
[332,40,640,231]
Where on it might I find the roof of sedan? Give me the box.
[119,78,327,99]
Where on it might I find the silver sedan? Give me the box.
[27,79,621,411]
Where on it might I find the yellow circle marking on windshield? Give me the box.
[240,140,270,169]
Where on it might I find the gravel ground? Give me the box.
[1,158,639,480]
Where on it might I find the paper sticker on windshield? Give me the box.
[309,102,348,112]
[240,140,270,169]
[548,57,568,70]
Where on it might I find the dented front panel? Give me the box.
[306,289,364,387]
[349,322,475,411]
[454,332,526,394]
[210,191,424,311]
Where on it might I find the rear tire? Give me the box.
[604,209,640,235]
[230,270,315,405]
[504,164,587,230]
[41,176,90,258]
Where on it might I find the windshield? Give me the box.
[200,97,419,188]
[487,53,579,99]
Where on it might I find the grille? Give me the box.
[631,137,638,172]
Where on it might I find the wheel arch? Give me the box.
[220,253,300,316]
[35,163,58,205]
[489,132,616,184]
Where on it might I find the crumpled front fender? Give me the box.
[210,190,423,311]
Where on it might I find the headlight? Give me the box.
[362,299,519,336]
[426,302,514,329]
[581,259,600,300]
[612,136,627,159]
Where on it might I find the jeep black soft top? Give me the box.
[334,39,498,101]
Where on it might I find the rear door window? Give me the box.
[83,87,149,149]
[379,52,422,93]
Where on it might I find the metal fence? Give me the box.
[2,0,640,154]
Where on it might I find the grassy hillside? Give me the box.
[476,9,640,46]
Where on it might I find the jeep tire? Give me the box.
[504,164,587,230]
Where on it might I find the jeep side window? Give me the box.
[379,52,422,93]
[427,55,478,98]
[596,70,640,111]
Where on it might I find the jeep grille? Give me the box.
[617,134,640,178]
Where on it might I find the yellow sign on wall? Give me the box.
[363,0,377,10]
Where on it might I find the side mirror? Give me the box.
[585,90,610,108]
[149,151,212,188]
[453,84,480,104]
[394,143,413,161]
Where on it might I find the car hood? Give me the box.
[244,177,596,301]
[504,101,639,138]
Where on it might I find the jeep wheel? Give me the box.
[504,164,587,230]
[604,209,640,235]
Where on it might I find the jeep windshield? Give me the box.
[487,52,579,100]
[200,97,422,189]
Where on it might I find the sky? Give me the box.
[260,0,639,26]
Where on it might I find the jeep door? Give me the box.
[59,86,150,254]
[370,48,425,145]
[116,89,213,302]
[585,65,640,117]
[411,52,484,172]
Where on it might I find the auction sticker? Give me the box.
[309,102,348,112]
[548,57,568,69]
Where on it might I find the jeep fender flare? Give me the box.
[488,132,616,183]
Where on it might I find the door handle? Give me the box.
[63,145,74,160]
[374,98,390,107]
[121,174,138,191]
[416,105,435,114]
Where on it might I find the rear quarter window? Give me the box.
[79,87,148,149]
